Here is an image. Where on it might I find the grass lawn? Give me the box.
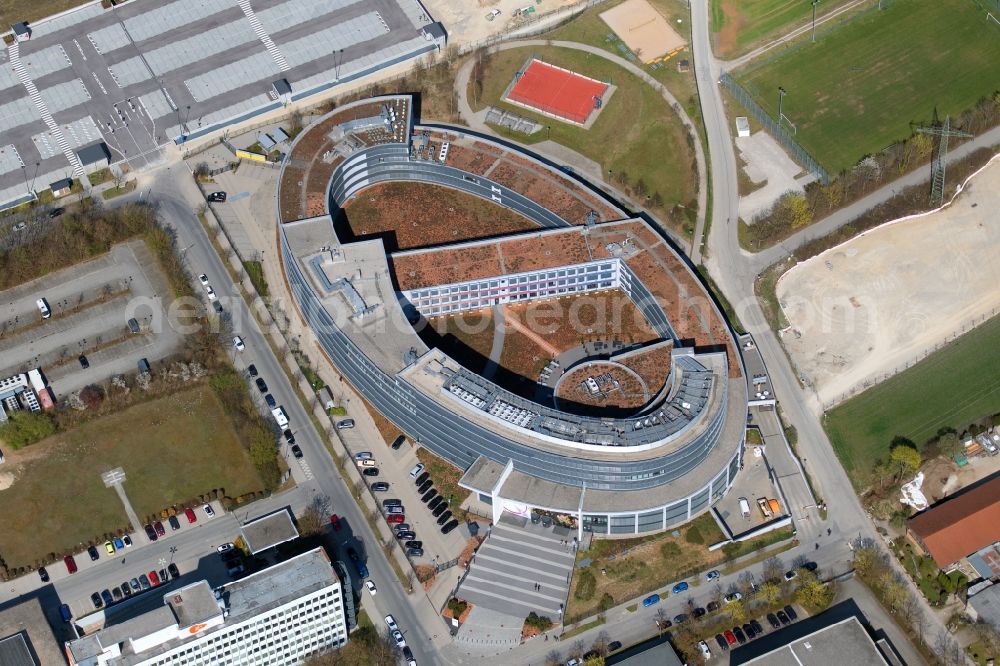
[710,0,857,58]
[0,0,83,34]
[469,46,697,231]
[102,180,137,200]
[825,314,1000,490]
[0,386,263,568]
[734,0,1000,174]
[566,513,725,622]
[243,260,269,299]
[415,447,470,522]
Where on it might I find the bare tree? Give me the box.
[762,556,784,582]
[544,650,562,666]
[592,630,611,656]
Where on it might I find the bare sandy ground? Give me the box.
[600,0,685,62]
[776,155,1000,407]
[421,0,581,47]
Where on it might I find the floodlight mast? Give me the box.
[777,87,787,129]
[812,0,821,42]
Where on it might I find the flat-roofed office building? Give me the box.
[67,547,347,666]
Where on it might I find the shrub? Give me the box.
[447,597,468,617]
[685,525,704,545]
[524,612,553,632]
[574,569,597,601]
[660,541,682,559]
[597,592,615,611]
[0,411,57,449]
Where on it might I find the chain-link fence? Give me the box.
[721,72,830,185]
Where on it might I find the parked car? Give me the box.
[264,394,276,408]
[337,419,355,429]
[357,459,377,468]
[642,594,660,607]
[139,574,151,590]
[673,613,688,624]
[784,570,797,581]
[393,523,411,533]
[776,610,790,626]
[168,515,180,531]
[751,618,764,635]
[247,363,258,377]
[105,540,116,555]
[803,561,819,572]
[707,600,720,612]
[184,507,197,524]
[130,578,141,593]
[743,622,756,639]
[725,592,742,603]
[212,301,223,314]
[384,615,398,632]
[78,354,89,369]
[91,592,103,609]
[292,445,304,459]
[144,524,158,541]
[396,530,416,541]
[608,641,622,652]
[361,466,378,476]
[217,543,235,555]
[38,567,49,582]
[154,521,165,537]
[698,640,712,660]
[233,336,245,351]
[724,629,738,647]
[421,489,438,503]
[405,541,423,550]
[49,207,64,219]
[382,499,402,508]
[283,429,295,444]
[672,581,689,594]
[431,503,446,517]
[715,633,729,651]
[441,519,459,534]
[386,505,404,515]
[415,471,430,486]
[767,613,781,629]
[149,570,160,586]
[87,546,99,561]
[329,514,342,531]
[122,535,132,548]
[406,547,424,557]
[692,607,706,618]
[706,569,720,581]
[122,582,132,597]
[427,496,443,511]
[112,587,123,602]
[371,481,390,492]
[59,604,72,622]
[391,435,406,450]
[113,537,124,550]
[207,191,227,202]
[101,589,114,606]
[206,286,217,301]
[204,504,215,517]
[409,463,424,478]
[418,479,433,494]
[783,605,798,621]
[733,626,747,644]
[255,378,268,393]
[386,514,405,524]
[365,580,377,596]
[436,510,453,525]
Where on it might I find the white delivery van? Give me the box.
[36,298,51,319]
[271,406,289,428]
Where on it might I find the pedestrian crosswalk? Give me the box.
[297,457,314,481]
[9,42,85,179]
[236,0,290,73]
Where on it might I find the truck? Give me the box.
[738,497,751,519]
[485,8,501,21]
[767,498,781,515]
[36,298,51,319]
[756,498,772,519]
[271,406,289,428]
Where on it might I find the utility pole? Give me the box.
[812,0,821,42]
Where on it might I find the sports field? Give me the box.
[505,59,609,124]
[825,314,1000,490]
[735,0,1000,174]
[710,0,856,58]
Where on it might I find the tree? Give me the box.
[878,572,908,613]
[655,608,669,634]
[727,599,747,624]
[758,581,782,605]
[794,577,835,612]
[890,443,921,478]
[0,411,57,449]
[762,556,784,583]
[545,650,563,666]
[592,630,611,657]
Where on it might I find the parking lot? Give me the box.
[0,0,442,209]
[713,442,787,538]
[335,422,470,569]
[0,240,183,395]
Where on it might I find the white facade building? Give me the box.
[67,548,348,666]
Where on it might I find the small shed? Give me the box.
[11,23,30,42]
[76,142,111,170]
[736,117,751,138]
[676,59,690,72]
[49,178,72,197]
[272,78,292,104]
[258,133,276,151]
[272,127,290,144]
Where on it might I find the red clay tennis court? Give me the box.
[504,59,609,125]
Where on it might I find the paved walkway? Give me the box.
[482,303,506,381]
[457,515,576,620]
[112,483,144,538]
[453,39,706,259]
[452,606,524,657]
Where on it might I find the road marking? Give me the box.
[92,72,108,95]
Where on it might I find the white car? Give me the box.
[217,543,234,554]
[724,592,743,603]
[203,504,215,517]
[198,274,209,286]
[392,629,406,648]
[409,463,424,478]
[233,336,245,351]
[357,459,377,468]
[784,570,798,581]
[705,569,720,581]
[698,640,712,659]
[384,614,398,632]
[206,286,217,301]
[355,452,373,461]
[365,580,377,596]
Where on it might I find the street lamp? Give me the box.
[777,87,787,128]
[811,0,821,42]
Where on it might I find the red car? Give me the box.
[64,555,78,574]
[329,514,341,531]
[154,521,165,537]
[724,630,738,647]
[184,507,197,524]
[387,514,406,524]
[149,570,160,586]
